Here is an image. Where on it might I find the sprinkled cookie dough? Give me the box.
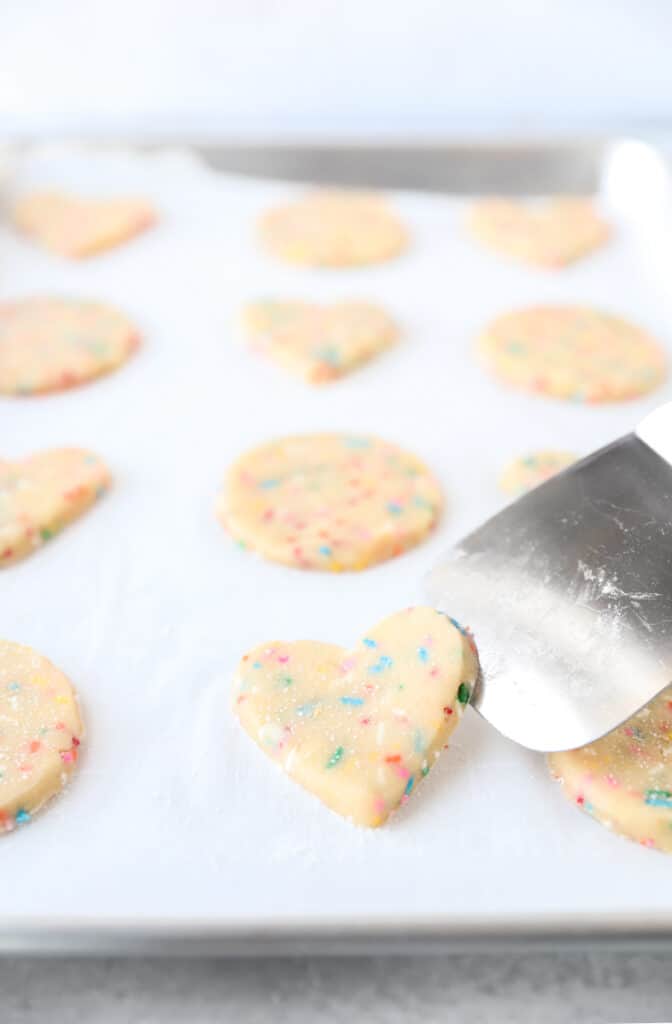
[13,191,155,258]
[241,299,397,384]
[549,686,672,853]
[218,433,442,571]
[499,450,577,497]
[0,448,110,567]
[478,306,666,403]
[0,297,139,395]
[259,190,407,267]
[0,640,83,834]
[467,198,610,268]
[234,607,478,827]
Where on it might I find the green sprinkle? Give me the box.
[40,527,54,542]
[421,763,430,777]
[326,746,345,769]
[645,789,672,808]
[457,682,471,705]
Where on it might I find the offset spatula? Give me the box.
[425,403,672,752]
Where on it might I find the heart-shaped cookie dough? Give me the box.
[467,198,610,268]
[13,191,156,258]
[241,300,397,384]
[234,607,478,827]
[0,448,110,567]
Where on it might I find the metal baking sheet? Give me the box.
[2,140,672,956]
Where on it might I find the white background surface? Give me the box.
[2,144,672,937]
[2,1,672,139]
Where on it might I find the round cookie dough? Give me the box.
[499,450,577,497]
[478,306,666,403]
[0,639,83,833]
[468,197,610,268]
[234,607,478,827]
[13,191,156,258]
[549,686,672,853]
[0,297,140,395]
[218,433,442,571]
[241,299,397,384]
[0,448,111,567]
[258,190,407,267]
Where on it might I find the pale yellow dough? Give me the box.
[241,300,397,384]
[258,191,407,267]
[468,197,610,268]
[0,297,140,396]
[478,306,667,403]
[549,686,672,853]
[499,450,577,497]
[218,433,442,571]
[13,191,156,258]
[0,640,83,833]
[0,448,111,567]
[234,607,478,826]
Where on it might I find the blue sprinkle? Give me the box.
[404,776,415,796]
[317,347,340,366]
[413,729,426,753]
[15,808,31,825]
[363,638,377,649]
[369,654,393,674]
[252,661,262,670]
[417,646,429,663]
[296,702,318,718]
[340,696,364,707]
[447,616,468,637]
[259,478,280,490]
[386,502,403,516]
[645,790,672,809]
[7,681,20,692]
[319,545,333,556]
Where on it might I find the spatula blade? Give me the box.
[426,421,672,751]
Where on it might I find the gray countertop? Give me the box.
[3,953,672,1023]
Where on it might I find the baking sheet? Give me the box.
[2,142,672,952]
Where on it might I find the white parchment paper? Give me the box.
[2,144,672,936]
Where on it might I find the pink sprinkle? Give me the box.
[277,654,290,663]
[430,667,439,677]
[605,773,619,788]
[395,765,410,779]
[373,797,386,814]
[60,750,74,763]
[340,658,356,672]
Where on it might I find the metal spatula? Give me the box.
[425,403,672,752]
